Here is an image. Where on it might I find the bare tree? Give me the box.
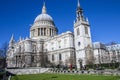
[0,42,8,58]
[0,42,8,68]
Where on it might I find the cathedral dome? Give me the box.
[30,2,58,39]
[33,2,55,27]
[34,14,53,22]
[34,2,54,24]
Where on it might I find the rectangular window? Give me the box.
[52,48,54,50]
[58,41,61,48]
[59,54,62,60]
[64,39,67,47]
[52,55,54,61]
[77,28,80,36]
[51,42,54,50]
[85,27,88,34]
[31,56,34,62]
[78,42,81,46]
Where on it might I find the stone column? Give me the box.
[43,28,44,36]
[54,30,56,35]
[51,29,53,36]
[54,30,55,35]
[55,30,57,35]
[40,28,41,36]
[49,28,51,36]
[52,29,54,36]
[32,29,34,37]
[38,28,40,36]
[48,28,50,36]
[46,28,48,36]
[53,29,54,36]
[35,29,38,37]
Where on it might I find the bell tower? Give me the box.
[74,0,94,68]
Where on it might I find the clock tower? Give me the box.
[74,0,94,68]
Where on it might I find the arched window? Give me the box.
[85,27,88,34]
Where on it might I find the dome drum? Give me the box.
[30,26,57,38]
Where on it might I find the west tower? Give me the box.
[74,0,94,68]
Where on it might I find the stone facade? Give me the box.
[6,0,120,69]
[7,1,76,68]
[93,42,120,65]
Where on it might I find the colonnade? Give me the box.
[31,28,57,37]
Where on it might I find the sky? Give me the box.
[0,0,120,47]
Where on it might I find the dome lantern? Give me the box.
[42,1,47,14]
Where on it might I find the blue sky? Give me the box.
[0,0,120,47]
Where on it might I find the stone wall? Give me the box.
[48,68,120,76]
[7,67,49,75]
[6,67,120,76]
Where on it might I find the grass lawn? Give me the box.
[11,73,120,80]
